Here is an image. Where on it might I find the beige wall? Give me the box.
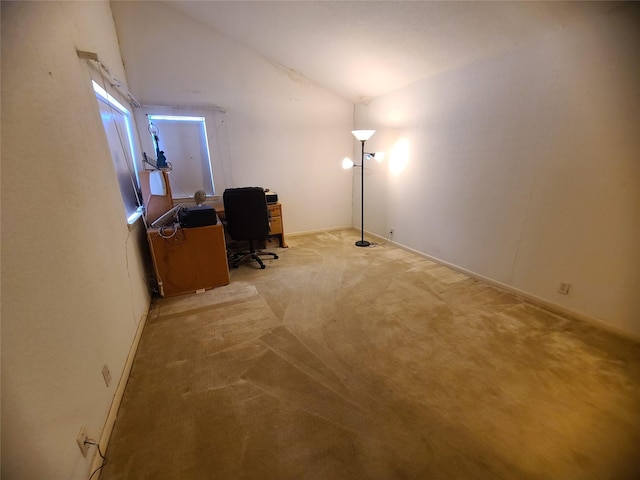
[2,1,353,477]
[356,4,640,337]
[111,1,355,234]
[3,2,638,478]
[1,2,150,478]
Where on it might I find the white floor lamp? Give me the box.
[343,130,383,247]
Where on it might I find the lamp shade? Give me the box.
[342,157,355,169]
[351,130,375,141]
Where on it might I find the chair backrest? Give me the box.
[223,187,270,241]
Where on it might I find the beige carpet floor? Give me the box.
[102,229,640,479]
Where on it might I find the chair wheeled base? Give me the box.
[230,240,278,269]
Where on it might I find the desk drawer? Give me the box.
[269,215,283,234]
[268,204,282,217]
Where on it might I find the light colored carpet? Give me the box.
[103,229,640,479]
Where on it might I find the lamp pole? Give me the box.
[342,130,376,247]
[355,139,370,247]
[350,130,376,247]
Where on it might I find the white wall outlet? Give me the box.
[389,228,394,235]
[558,282,571,295]
[102,364,112,387]
[76,426,89,457]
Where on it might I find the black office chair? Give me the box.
[223,187,279,269]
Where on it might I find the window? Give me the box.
[146,115,215,197]
[93,81,141,223]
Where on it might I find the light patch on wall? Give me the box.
[387,108,410,125]
[389,138,410,176]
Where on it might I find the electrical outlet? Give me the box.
[558,282,571,295]
[102,364,111,387]
[389,228,394,235]
[77,426,89,457]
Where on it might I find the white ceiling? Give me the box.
[164,1,619,102]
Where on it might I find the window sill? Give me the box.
[127,208,144,231]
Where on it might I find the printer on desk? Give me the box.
[265,189,278,204]
[178,205,218,228]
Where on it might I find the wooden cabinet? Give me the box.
[267,203,287,247]
[147,224,230,297]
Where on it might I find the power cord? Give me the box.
[83,439,108,480]
[158,222,181,239]
[366,230,393,247]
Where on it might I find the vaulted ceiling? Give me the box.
[164,1,619,102]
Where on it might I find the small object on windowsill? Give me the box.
[156,150,168,169]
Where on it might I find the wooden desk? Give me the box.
[147,223,230,297]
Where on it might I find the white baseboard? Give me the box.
[379,234,640,344]
[292,226,639,342]
[87,226,639,479]
[89,312,149,478]
[286,225,353,237]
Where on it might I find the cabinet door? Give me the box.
[269,216,283,235]
[148,225,229,297]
